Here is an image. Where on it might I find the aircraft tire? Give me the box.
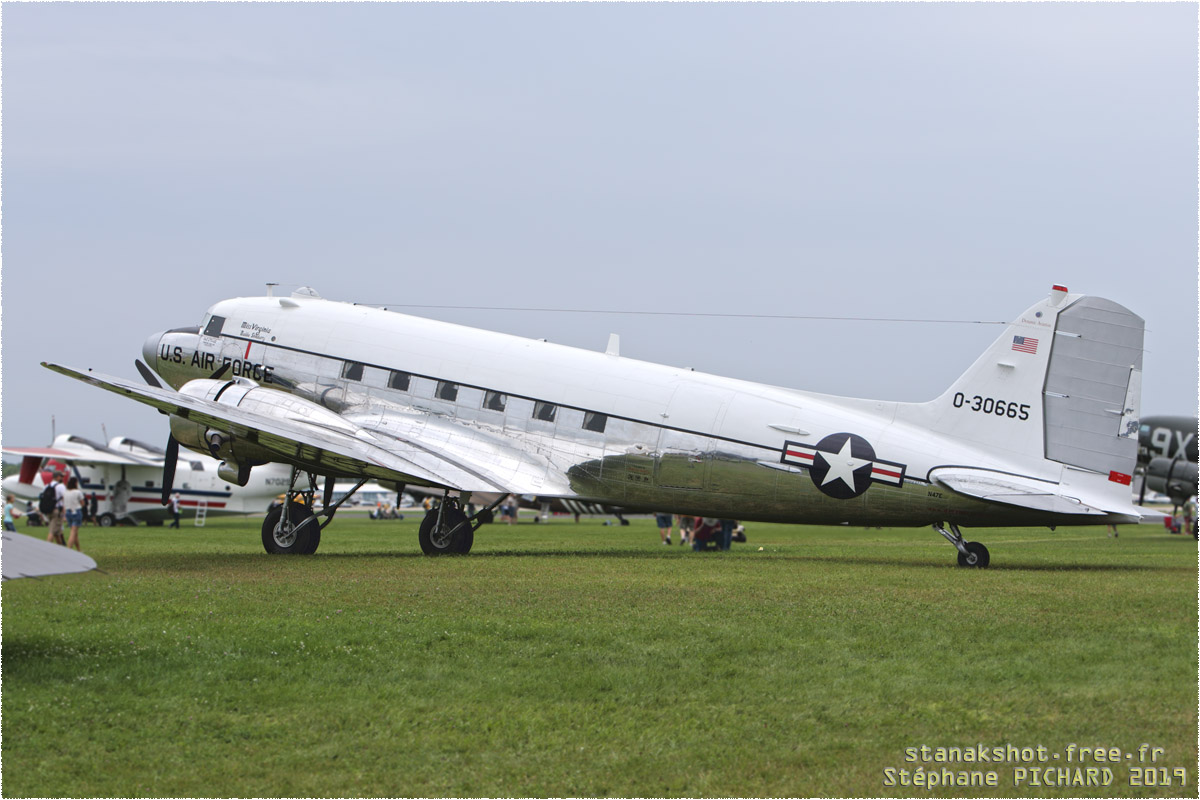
[262,503,321,555]
[97,513,116,528]
[956,541,990,568]
[419,507,472,555]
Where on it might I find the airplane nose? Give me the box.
[142,330,165,369]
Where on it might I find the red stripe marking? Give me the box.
[127,497,228,508]
[872,468,902,479]
[244,341,252,358]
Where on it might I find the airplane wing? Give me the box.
[1,443,160,467]
[2,532,97,581]
[43,363,531,494]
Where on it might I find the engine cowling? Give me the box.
[167,377,360,486]
[1144,456,1199,505]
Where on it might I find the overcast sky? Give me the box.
[2,2,1196,453]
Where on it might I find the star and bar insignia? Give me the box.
[781,432,907,500]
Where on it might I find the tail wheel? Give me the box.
[419,507,473,555]
[957,541,990,568]
[262,503,321,555]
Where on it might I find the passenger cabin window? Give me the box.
[484,391,507,412]
[388,371,411,391]
[203,315,226,337]
[342,362,364,381]
[190,461,205,471]
[533,401,557,423]
[436,381,459,402]
[583,412,607,433]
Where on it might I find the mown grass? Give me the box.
[2,515,1196,797]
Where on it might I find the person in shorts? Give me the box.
[45,471,66,546]
[676,514,695,546]
[62,477,85,551]
[655,512,674,545]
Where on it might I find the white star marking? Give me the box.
[819,438,872,491]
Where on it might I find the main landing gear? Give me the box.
[933,522,990,568]
[262,468,366,555]
[419,492,508,556]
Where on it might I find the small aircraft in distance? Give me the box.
[3,434,293,527]
[45,284,1150,567]
[1136,415,1198,509]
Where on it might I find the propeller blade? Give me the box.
[134,359,163,388]
[161,435,180,506]
[323,476,336,509]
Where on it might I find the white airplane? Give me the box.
[3,434,293,527]
[42,284,1150,566]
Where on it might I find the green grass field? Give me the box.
[2,514,1196,797]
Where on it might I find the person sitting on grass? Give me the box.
[691,518,722,551]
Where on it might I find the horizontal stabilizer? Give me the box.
[931,467,1107,516]
[2,532,97,581]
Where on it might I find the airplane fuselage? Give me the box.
[142,292,1139,529]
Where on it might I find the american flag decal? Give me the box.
[1011,335,1039,354]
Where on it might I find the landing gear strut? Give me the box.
[419,492,508,555]
[262,469,366,555]
[933,522,990,568]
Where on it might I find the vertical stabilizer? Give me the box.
[906,287,1144,483]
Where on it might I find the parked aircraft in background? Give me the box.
[1136,415,1198,508]
[45,284,1151,567]
[3,434,293,526]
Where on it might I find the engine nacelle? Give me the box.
[1145,456,1199,505]
[168,376,360,483]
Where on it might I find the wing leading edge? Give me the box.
[42,363,522,494]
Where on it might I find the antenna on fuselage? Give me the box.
[266,283,279,298]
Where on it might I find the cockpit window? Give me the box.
[203,315,226,337]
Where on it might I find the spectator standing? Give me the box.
[655,512,674,545]
[719,519,736,551]
[43,471,66,546]
[676,514,694,546]
[62,477,85,551]
[4,495,22,532]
